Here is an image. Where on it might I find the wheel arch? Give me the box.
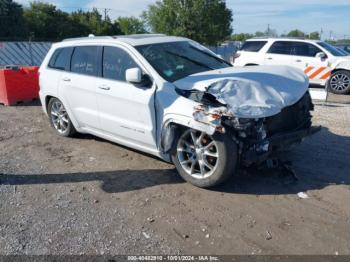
[331,68,350,74]
[45,95,54,112]
[159,116,217,154]
[45,95,81,131]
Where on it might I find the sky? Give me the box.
[16,0,350,40]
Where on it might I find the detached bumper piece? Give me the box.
[243,126,321,165]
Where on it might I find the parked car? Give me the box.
[39,34,318,188]
[233,38,350,94]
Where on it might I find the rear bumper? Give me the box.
[242,126,321,165]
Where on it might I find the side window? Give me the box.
[267,41,293,55]
[103,46,140,81]
[71,46,99,76]
[240,41,267,52]
[48,47,73,71]
[292,42,322,57]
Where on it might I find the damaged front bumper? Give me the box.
[189,90,320,166]
[242,126,321,165]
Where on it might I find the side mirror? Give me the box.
[126,68,142,83]
[315,52,327,60]
[126,68,152,87]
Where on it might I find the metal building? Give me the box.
[0,42,51,67]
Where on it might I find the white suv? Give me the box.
[39,34,318,188]
[233,38,350,94]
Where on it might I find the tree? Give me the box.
[0,0,26,39]
[231,33,254,42]
[255,31,265,37]
[143,0,233,45]
[287,29,305,38]
[23,3,122,41]
[117,16,147,35]
[70,9,121,36]
[309,31,320,40]
[23,2,74,40]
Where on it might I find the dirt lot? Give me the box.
[0,100,350,255]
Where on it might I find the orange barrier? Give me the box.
[0,66,39,106]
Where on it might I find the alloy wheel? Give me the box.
[50,100,69,134]
[176,130,219,179]
[330,73,350,92]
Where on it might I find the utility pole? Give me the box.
[320,28,323,40]
[267,24,270,36]
[103,8,110,21]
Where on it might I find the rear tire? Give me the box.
[48,98,76,137]
[171,128,237,188]
[328,70,350,94]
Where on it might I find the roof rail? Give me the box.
[62,35,115,42]
[62,33,168,42]
[251,36,307,40]
[116,33,166,37]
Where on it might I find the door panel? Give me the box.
[289,42,330,85]
[290,56,329,85]
[96,46,157,148]
[59,46,100,129]
[59,72,99,129]
[264,53,292,65]
[264,41,293,66]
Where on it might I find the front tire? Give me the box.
[48,98,76,137]
[171,129,237,188]
[328,70,350,94]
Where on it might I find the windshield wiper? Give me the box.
[165,51,214,70]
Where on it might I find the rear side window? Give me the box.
[48,47,73,71]
[240,41,267,52]
[267,41,293,55]
[102,46,140,82]
[71,46,99,76]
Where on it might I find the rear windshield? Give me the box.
[240,41,267,52]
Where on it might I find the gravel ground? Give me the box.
[0,100,350,255]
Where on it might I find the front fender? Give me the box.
[334,60,350,71]
[160,114,217,153]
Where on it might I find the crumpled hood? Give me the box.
[173,65,309,118]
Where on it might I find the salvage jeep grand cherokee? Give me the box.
[39,34,318,188]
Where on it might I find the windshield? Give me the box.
[336,47,349,55]
[317,42,348,57]
[135,41,231,82]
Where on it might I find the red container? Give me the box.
[0,66,39,106]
